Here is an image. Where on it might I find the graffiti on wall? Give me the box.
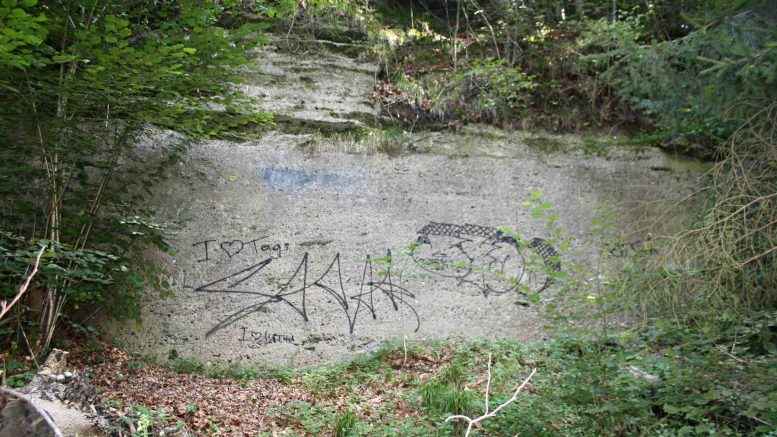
[192,237,290,262]
[189,222,561,345]
[192,250,419,338]
[410,222,561,297]
[239,327,295,348]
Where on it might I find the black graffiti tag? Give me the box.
[193,250,419,338]
[220,240,244,258]
[239,327,295,348]
[411,222,561,297]
[193,237,290,262]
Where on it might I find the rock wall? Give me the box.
[101,44,705,367]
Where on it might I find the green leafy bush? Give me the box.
[452,57,536,123]
[0,0,273,354]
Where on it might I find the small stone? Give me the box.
[56,374,66,382]
[64,371,73,379]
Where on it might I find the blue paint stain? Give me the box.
[259,167,361,192]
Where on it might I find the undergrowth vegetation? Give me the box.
[163,333,774,435]
[628,105,777,318]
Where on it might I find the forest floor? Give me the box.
[73,338,464,436]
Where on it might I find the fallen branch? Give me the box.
[282,38,368,48]
[0,245,46,320]
[0,386,64,437]
[445,353,537,436]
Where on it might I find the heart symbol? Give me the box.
[220,240,244,258]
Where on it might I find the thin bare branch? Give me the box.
[0,246,46,320]
[446,361,537,436]
[484,353,492,414]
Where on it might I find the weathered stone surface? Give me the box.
[101,126,704,367]
[99,46,705,367]
[240,44,386,132]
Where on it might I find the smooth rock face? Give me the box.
[101,46,705,367]
[102,131,703,367]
